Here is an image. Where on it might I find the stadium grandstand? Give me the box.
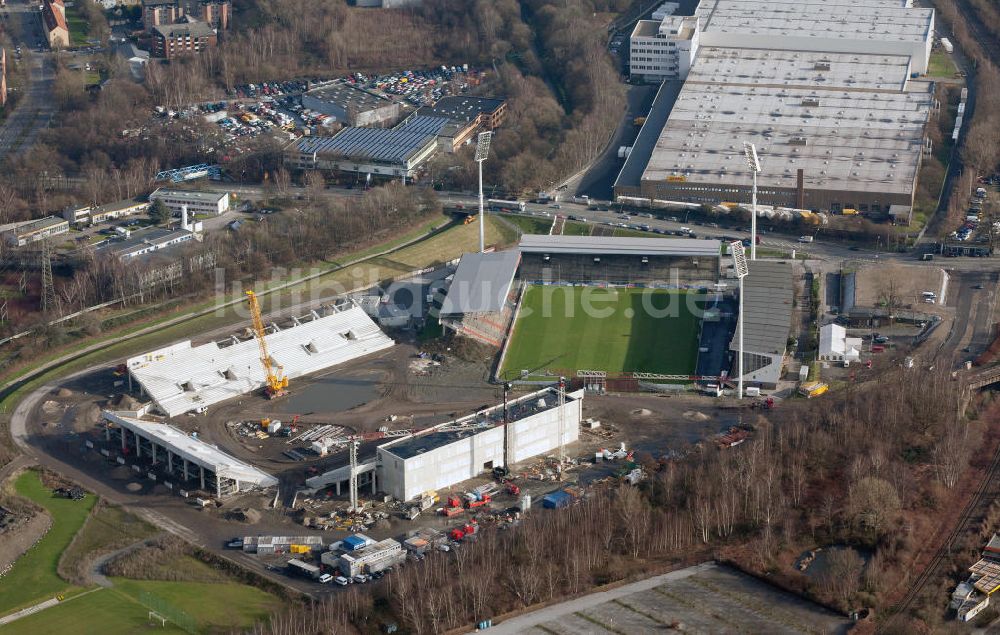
[730,261,794,388]
[438,250,521,347]
[103,411,278,497]
[127,302,394,417]
[518,235,721,285]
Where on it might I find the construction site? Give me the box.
[21,260,767,589]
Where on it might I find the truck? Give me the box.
[798,381,828,398]
[486,199,526,212]
[941,37,954,54]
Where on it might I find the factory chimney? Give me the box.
[181,205,189,231]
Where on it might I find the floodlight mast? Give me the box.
[730,241,749,400]
[475,131,493,254]
[743,142,761,261]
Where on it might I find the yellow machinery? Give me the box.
[245,290,288,399]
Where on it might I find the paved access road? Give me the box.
[0,0,56,162]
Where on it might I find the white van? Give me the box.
[798,235,814,243]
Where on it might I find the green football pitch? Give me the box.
[500,286,704,378]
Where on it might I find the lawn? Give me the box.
[0,470,96,615]
[502,213,553,235]
[3,578,281,635]
[500,286,704,378]
[563,221,593,236]
[927,50,957,78]
[63,3,88,47]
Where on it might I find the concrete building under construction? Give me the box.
[307,386,584,502]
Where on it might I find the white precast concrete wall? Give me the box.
[378,388,583,501]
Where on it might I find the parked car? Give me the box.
[319,573,333,584]
[333,576,350,586]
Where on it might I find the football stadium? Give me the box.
[488,235,724,381]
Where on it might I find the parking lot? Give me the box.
[150,66,490,157]
[488,563,852,634]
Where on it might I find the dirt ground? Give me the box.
[854,262,946,308]
[0,507,51,573]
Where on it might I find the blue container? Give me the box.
[343,535,367,551]
[542,491,572,509]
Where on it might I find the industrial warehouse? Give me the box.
[127,302,394,416]
[617,0,937,217]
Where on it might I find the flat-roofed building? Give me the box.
[285,123,441,180]
[629,15,700,82]
[65,198,150,226]
[686,48,914,93]
[417,95,507,130]
[149,187,229,216]
[623,82,932,215]
[151,17,217,59]
[101,227,196,261]
[1,216,69,246]
[694,0,934,73]
[377,387,583,501]
[301,82,401,127]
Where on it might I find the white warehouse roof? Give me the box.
[688,48,914,93]
[103,411,279,487]
[696,0,934,43]
[641,82,932,196]
[128,304,394,417]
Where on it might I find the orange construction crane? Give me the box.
[245,290,288,399]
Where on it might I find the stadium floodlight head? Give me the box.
[731,240,749,400]
[475,131,493,163]
[743,142,761,174]
[730,240,749,279]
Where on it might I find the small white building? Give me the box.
[149,188,230,216]
[818,324,863,364]
[1,216,70,246]
[629,15,700,82]
[332,538,405,577]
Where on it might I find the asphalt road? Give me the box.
[0,0,56,162]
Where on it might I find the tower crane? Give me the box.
[245,290,288,399]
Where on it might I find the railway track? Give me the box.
[880,429,1000,630]
[953,0,1000,63]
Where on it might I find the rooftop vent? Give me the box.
[789,136,808,146]
[814,62,831,71]
[801,98,820,107]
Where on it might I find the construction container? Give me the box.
[542,491,572,509]
[342,534,373,552]
[267,420,282,434]
[290,544,310,554]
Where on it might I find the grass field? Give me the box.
[0,471,95,615]
[58,504,157,583]
[500,286,703,378]
[4,579,282,635]
[927,50,957,78]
